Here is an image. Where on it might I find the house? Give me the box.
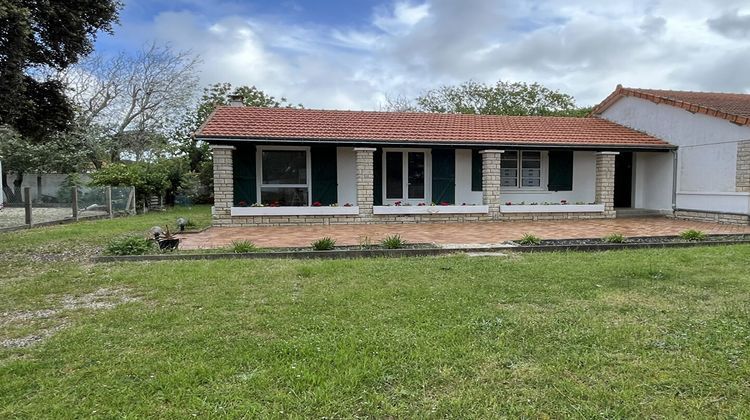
[195,87,750,227]
[592,87,750,224]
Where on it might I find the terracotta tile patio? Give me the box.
[178,217,750,249]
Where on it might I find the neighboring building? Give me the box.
[195,87,750,227]
[593,86,750,224]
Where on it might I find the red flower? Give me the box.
[394,201,402,206]
[343,203,352,207]
[505,201,512,205]
[312,201,322,207]
[560,200,567,205]
[439,201,450,206]
[238,200,248,207]
[418,202,426,206]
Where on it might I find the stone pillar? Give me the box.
[736,140,750,192]
[211,145,236,226]
[595,151,618,218]
[480,150,504,219]
[354,147,376,219]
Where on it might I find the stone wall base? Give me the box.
[670,210,750,225]
[214,211,612,227]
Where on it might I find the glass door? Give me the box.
[384,150,427,204]
[407,152,425,199]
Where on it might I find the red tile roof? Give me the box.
[196,106,673,149]
[592,86,750,126]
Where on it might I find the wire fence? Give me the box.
[0,185,135,231]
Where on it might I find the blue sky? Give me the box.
[94,0,750,109]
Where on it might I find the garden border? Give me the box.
[92,236,750,263]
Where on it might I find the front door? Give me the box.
[614,152,633,208]
[384,150,428,204]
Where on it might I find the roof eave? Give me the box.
[195,135,676,151]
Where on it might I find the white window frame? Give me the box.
[255,145,312,206]
[382,148,432,205]
[499,150,548,192]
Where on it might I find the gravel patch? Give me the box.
[0,287,140,349]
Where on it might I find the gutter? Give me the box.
[671,149,679,211]
[195,136,677,152]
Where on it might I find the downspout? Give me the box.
[671,149,678,213]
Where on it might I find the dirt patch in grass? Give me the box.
[1,287,140,349]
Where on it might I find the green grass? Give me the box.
[1,206,750,417]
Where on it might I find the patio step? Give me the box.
[616,208,671,218]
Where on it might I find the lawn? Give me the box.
[1,206,749,417]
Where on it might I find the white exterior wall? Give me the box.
[455,149,483,204]
[455,149,596,204]
[633,152,674,211]
[336,147,357,205]
[602,96,750,214]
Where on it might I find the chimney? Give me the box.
[228,94,244,107]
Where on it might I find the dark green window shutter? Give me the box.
[233,145,256,205]
[432,148,455,204]
[311,146,338,205]
[547,150,574,191]
[373,148,383,206]
[471,149,482,191]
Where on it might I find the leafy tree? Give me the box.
[0,126,89,201]
[89,162,171,206]
[0,0,121,140]
[385,80,589,117]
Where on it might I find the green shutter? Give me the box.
[547,150,574,191]
[233,145,256,205]
[311,146,338,205]
[471,149,482,191]
[373,148,383,205]
[432,148,455,204]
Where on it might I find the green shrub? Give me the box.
[603,233,625,243]
[104,236,155,256]
[231,240,257,253]
[680,229,706,241]
[311,237,336,250]
[381,234,406,249]
[517,233,542,245]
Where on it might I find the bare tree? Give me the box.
[62,43,200,167]
[379,93,419,112]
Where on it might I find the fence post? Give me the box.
[72,187,79,221]
[23,186,32,227]
[106,186,113,219]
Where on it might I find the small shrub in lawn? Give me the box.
[105,236,155,256]
[231,240,257,253]
[517,233,542,245]
[311,236,336,250]
[603,233,625,243]
[382,234,406,249]
[680,229,706,241]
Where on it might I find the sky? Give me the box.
[94,0,750,110]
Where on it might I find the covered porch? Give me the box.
[211,143,673,227]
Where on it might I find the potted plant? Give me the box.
[158,225,180,251]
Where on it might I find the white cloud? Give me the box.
[109,0,750,110]
[374,1,430,34]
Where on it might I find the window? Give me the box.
[382,149,430,204]
[501,151,544,189]
[258,148,310,206]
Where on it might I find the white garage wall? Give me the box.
[633,152,674,211]
[336,147,357,206]
[601,96,750,194]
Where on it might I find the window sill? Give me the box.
[500,204,605,213]
[374,205,489,215]
[231,206,359,216]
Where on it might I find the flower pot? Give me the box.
[158,238,180,251]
